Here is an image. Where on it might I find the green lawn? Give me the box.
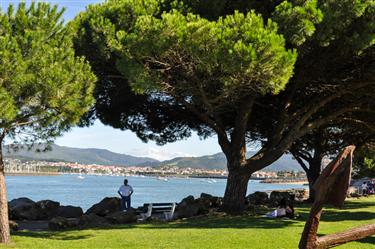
[2,196,375,249]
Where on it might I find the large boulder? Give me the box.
[49,217,79,230]
[85,197,121,217]
[175,195,215,219]
[180,195,195,205]
[9,198,39,220]
[269,191,295,207]
[106,210,137,224]
[175,196,199,219]
[247,191,269,205]
[79,213,108,228]
[57,205,83,218]
[36,200,60,219]
[199,193,222,208]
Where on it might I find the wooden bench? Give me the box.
[138,202,176,221]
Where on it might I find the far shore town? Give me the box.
[4,158,307,181]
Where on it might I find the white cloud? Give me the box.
[126,147,194,161]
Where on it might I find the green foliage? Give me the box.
[125,11,296,95]
[79,1,297,98]
[272,0,323,46]
[354,143,375,178]
[364,157,375,170]
[315,0,374,51]
[72,0,162,61]
[0,2,96,143]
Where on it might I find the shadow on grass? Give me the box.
[296,198,375,212]
[357,235,375,245]
[316,233,375,248]
[341,199,375,210]
[320,210,375,222]
[86,215,305,231]
[155,216,303,229]
[13,231,93,241]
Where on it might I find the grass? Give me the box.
[2,196,375,249]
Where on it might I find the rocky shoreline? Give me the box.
[8,188,308,232]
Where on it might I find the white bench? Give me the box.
[139,202,176,221]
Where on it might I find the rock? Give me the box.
[175,195,213,218]
[211,197,223,208]
[180,195,195,205]
[49,217,79,230]
[176,196,199,218]
[105,210,137,224]
[269,191,295,207]
[36,200,60,219]
[57,205,83,218]
[9,220,18,231]
[196,198,211,214]
[199,193,222,208]
[292,189,309,201]
[79,213,108,228]
[85,197,121,217]
[247,191,269,205]
[175,204,200,219]
[8,198,39,220]
[200,193,213,199]
[8,197,35,210]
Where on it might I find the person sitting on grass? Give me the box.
[266,198,294,218]
[277,198,294,218]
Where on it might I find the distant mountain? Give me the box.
[4,144,301,171]
[150,151,301,172]
[4,144,158,166]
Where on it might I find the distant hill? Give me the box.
[4,144,158,166]
[4,144,301,171]
[149,152,302,172]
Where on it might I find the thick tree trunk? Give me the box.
[0,142,10,243]
[222,168,251,214]
[306,159,322,202]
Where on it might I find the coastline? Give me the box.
[5,172,308,184]
[5,172,60,176]
[260,179,308,185]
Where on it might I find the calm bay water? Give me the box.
[5,175,306,211]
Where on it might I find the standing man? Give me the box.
[118,179,134,211]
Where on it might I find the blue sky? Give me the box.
[1,0,222,160]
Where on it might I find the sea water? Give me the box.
[5,174,306,211]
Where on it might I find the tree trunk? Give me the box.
[222,168,251,214]
[306,159,322,202]
[316,223,375,248]
[299,203,323,249]
[0,142,10,243]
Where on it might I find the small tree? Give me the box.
[0,3,96,243]
[290,121,375,201]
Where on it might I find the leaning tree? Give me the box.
[0,3,95,243]
[74,0,374,213]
